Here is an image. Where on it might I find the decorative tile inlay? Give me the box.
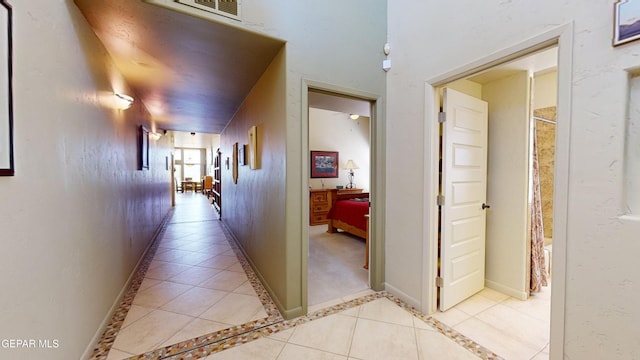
[91,207,503,360]
[89,212,172,360]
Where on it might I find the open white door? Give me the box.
[439,88,489,311]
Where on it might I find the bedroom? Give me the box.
[307,92,372,310]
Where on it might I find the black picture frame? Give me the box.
[0,1,13,176]
[139,125,149,170]
[310,151,339,178]
[238,144,246,166]
[614,0,640,46]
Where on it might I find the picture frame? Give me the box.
[232,142,238,184]
[247,125,258,169]
[0,1,13,176]
[310,151,339,178]
[139,125,149,170]
[238,144,246,166]
[614,0,640,46]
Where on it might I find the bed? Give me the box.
[326,189,370,269]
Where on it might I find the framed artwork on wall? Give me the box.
[247,125,258,169]
[614,0,640,46]
[232,142,238,184]
[0,0,13,176]
[310,151,339,178]
[238,144,246,166]
[139,125,149,170]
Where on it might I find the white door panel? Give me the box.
[439,88,489,311]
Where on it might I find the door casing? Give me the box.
[301,79,385,315]
[422,23,574,360]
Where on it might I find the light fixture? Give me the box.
[349,114,360,120]
[344,159,359,189]
[114,93,134,109]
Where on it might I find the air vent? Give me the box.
[177,0,241,20]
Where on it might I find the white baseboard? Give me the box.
[485,279,528,300]
[384,283,421,309]
[81,213,170,360]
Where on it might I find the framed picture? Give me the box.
[139,125,149,170]
[238,144,246,166]
[0,1,13,176]
[614,0,640,46]
[310,151,339,178]
[247,125,258,169]
[232,142,238,184]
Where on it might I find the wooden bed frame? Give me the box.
[327,189,370,269]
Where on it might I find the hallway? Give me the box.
[94,193,504,360]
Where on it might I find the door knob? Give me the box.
[482,203,491,210]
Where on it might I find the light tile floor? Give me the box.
[432,286,551,360]
[97,192,549,360]
[204,297,480,360]
[105,193,270,359]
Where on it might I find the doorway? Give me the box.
[430,44,562,359]
[304,86,382,312]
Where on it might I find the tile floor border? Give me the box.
[90,208,285,360]
[89,211,173,360]
[90,204,503,360]
[218,221,283,321]
[143,292,504,360]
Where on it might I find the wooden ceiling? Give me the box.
[74,0,285,134]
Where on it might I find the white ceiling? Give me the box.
[74,0,285,134]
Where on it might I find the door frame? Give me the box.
[301,79,385,314]
[423,23,573,359]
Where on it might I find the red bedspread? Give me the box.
[328,199,369,231]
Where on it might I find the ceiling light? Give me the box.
[350,114,360,120]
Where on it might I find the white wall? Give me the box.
[309,108,370,191]
[173,131,220,149]
[626,75,640,215]
[483,71,531,300]
[388,1,640,358]
[0,2,172,359]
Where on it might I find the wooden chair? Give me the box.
[175,178,182,192]
[203,176,213,198]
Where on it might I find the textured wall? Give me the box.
[388,1,640,359]
[0,3,172,359]
[534,107,556,241]
[221,49,289,312]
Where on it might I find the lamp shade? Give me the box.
[344,160,359,170]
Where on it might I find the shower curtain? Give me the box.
[530,121,548,293]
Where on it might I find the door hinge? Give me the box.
[438,112,446,123]
[437,195,445,206]
[436,277,444,287]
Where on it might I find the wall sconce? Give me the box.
[114,93,134,110]
[344,159,359,189]
[349,114,360,120]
